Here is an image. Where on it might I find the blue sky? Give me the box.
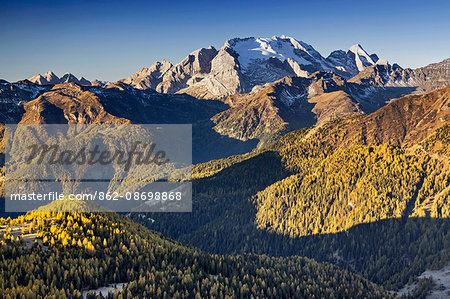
[1,0,449,82]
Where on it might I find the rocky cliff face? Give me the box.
[121,60,172,89]
[414,58,450,91]
[177,46,248,98]
[124,45,246,99]
[123,47,220,93]
[158,47,218,93]
[325,44,382,78]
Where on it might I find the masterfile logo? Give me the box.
[5,124,192,213]
[25,141,170,171]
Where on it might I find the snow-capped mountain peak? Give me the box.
[376,58,389,66]
[43,71,59,84]
[226,36,324,69]
[124,35,388,99]
[348,44,377,71]
[43,71,56,77]
[349,44,370,57]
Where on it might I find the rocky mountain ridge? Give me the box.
[123,36,386,99]
[0,81,258,162]
[28,71,92,86]
[20,37,450,102]
[210,70,420,148]
[349,58,450,92]
[3,37,448,155]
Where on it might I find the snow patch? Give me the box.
[83,283,126,298]
[395,263,450,298]
[230,36,315,69]
[279,89,306,107]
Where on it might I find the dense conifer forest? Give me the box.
[0,207,391,298]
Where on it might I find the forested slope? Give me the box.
[137,87,450,291]
[0,205,391,298]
